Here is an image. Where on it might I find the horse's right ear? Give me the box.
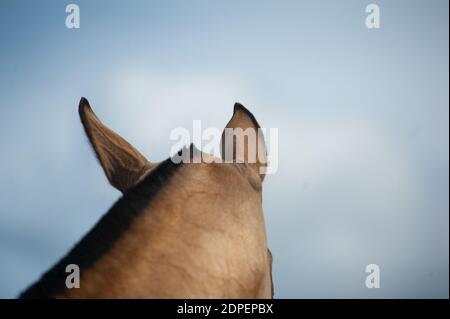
[220,103,267,180]
[79,98,152,193]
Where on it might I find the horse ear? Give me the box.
[79,98,152,193]
[220,103,267,180]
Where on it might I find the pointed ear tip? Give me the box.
[233,102,255,118]
[78,97,92,115]
[233,102,246,113]
[79,97,89,106]
[232,102,261,128]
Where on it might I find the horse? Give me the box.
[20,98,273,298]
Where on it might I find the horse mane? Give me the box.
[19,157,182,299]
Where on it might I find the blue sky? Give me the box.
[0,0,448,298]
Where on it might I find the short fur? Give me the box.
[20,98,273,299]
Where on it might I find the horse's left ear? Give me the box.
[220,103,267,181]
[79,98,153,193]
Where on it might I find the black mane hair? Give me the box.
[20,157,182,299]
